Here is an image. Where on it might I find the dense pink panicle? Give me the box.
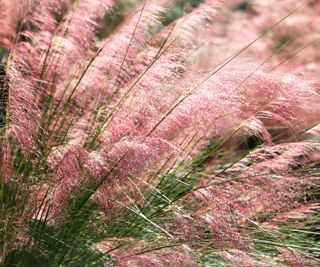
[197,142,315,195]
[95,137,176,214]
[96,240,197,267]
[84,151,108,180]
[149,66,319,143]
[102,138,175,178]
[0,0,21,47]
[53,0,115,87]
[6,66,40,150]
[204,211,252,249]
[12,0,69,74]
[99,45,188,145]
[263,203,320,227]
[113,249,197,267]
[72,1,166,107]
[98,61,319,167]
[217,249,256,267]
[100,64,224,147]
[164,214,208,244]
[98,1,224,144]
[182,142,318,250]
[59,2,168,145]
[278,248,318,267]
[46,145,89,217]
[245,142,315,174]
[46,145,108,218]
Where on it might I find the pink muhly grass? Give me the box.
[70,1,167,106]
[263,202,320,227]
[5,65,40,151]
[278,247,318,267]
[217,249,256,267]
[171,142,320,254]
[0,140,11,182]
[45,145,99,219]
[0,0,22,47]
[0,0,320,266]
[11,0,71,74]
[96,239,198,267]
[52,0,116,89]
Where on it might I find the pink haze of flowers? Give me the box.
[0,0,319,266]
